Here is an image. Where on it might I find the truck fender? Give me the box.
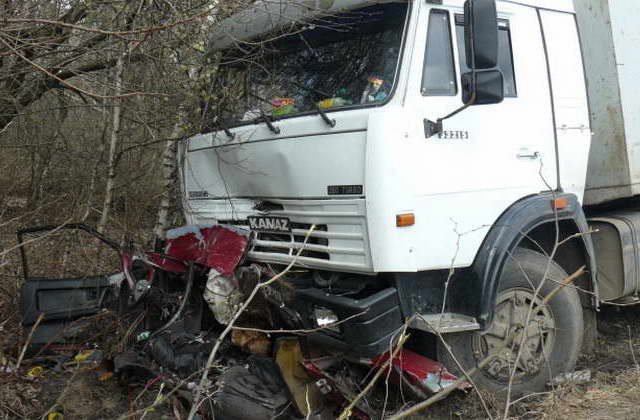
[471,193,597,328]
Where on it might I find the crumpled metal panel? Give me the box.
[162,225,249,276]
[373,349,465,394]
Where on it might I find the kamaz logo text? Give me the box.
[248,216,291,233]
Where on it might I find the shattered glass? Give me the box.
[205,2,409,127]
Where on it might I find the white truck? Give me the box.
[180,0,640,395]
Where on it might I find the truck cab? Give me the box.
[182,0,589,276]
[180,0,596,396]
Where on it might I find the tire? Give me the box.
[437,248,583,397]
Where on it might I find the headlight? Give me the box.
[313,307,340,333]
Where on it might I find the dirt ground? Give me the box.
[2,303,640,419]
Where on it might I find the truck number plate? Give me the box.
[248,216,291,233]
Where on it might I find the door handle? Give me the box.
[516,150,540,160]
[559,124,588,132]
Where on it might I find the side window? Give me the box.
[455,15,517,97]
[422,10,457,96]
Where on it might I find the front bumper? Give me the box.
[295,287,403,357]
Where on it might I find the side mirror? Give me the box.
[464,0,498,69]
[463,0,503,106]
[462,70,504,105]
[424,0,504,138]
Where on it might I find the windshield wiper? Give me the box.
[256,111,281,135]
[315,105,336,128]
[217,124,235,140]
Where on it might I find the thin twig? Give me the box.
[16,313,45,370]
[389,350,500,420]
[0,35,168,100]
[628,325,639,369]
[337,331,410,420]
[231,308,369,335]
[4,8,215,38]
[0,218,73,260]
[541,266,586,305]
[418,314,494,420]
[503,183,561,419]
[40,369,80,419]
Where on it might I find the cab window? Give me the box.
[454,14,517,97]
[422,9,457,96]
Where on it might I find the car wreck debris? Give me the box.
[373,348,467,396]
[17,223,465,418]
[203,269,242,325]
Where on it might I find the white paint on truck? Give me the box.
[539,9,590,201]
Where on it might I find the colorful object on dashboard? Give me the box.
[368,76,384,88]
[361,76,386,104]
[318,97,352,109]
[271,97,297,116]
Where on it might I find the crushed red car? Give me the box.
[17,223,466,419]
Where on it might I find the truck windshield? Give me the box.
[204,2,409,128]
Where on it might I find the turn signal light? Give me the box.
[396,213,415,227]
[552,197,568,210]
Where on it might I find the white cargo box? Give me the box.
[575,0,640,205]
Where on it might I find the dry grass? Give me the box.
[536,368,640,419]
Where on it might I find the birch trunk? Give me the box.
[83,81,110,222]
[152,63,205,244]
[97,55,124,233]
[153,133,179,244]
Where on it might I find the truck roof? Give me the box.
[506,0,574,13]
[208,0,576,51]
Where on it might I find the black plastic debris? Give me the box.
[213,356,293,420]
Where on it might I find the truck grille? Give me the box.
[215,199,373,273]
[252,223,330,260]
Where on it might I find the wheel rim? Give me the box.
[472,288,556,382]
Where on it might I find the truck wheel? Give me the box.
[437,248,583,397]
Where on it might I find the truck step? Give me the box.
[411,313,481,334]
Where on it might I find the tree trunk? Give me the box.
[152,62,204,245]
[97,55,124,233]
[153,135,179,246]
[83,80,111,222]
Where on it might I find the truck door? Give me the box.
[538,10,590,202]
[405,1,558,269]
[17,225,123,347]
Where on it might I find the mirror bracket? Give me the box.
[424,118,443,139]
[424,98,474,139]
